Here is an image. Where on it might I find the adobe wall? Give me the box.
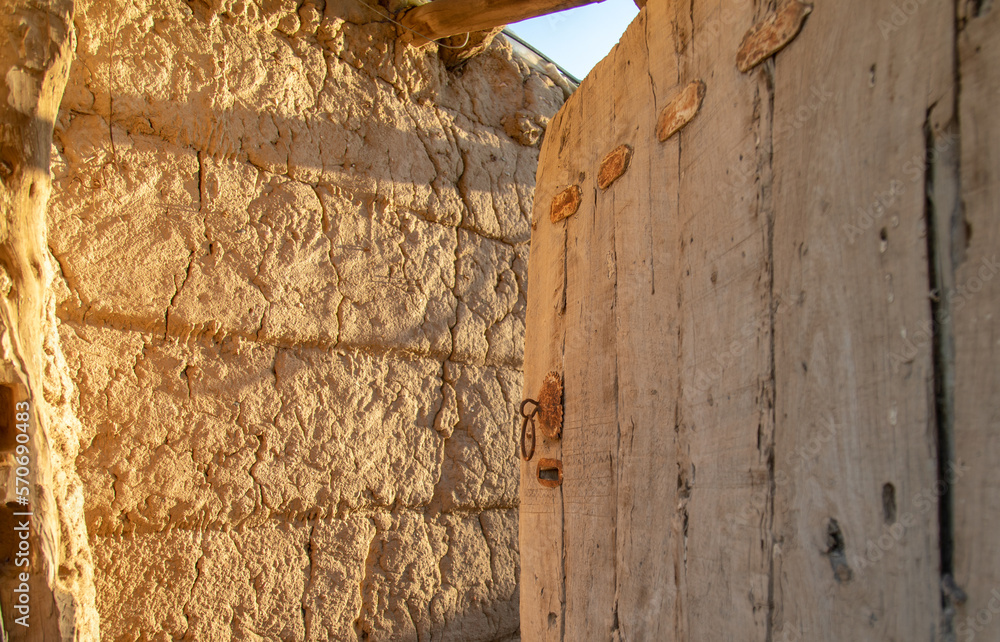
[46,0,564,637]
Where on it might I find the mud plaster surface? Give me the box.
[46,0,564,638]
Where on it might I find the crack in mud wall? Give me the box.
[45,0,564,638]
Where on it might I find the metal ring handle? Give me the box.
[520,399,539,461]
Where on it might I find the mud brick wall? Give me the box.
[45,0,563,637]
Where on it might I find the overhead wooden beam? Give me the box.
[399,0,606,43]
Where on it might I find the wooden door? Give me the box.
[519,0,994,640]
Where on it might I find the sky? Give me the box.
[507,0,640,80]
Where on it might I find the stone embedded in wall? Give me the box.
[502,109,547,147]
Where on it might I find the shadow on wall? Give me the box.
[50,98,538,365]
[50,11,563,359]
[44,0,567,639]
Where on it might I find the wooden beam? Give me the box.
[399,0,605,43]
[0,0,93,637]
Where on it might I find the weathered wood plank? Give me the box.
[674,1,773,639]
[604,4,682,639]
[400,0,604,42]
[523,1,988,639]
[952,4,1000,636]
[518,76,576,642]
[770,0,953,639]
[0,0,88,638]
[558,51,619,642]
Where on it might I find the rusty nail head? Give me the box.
[656,80,706,142]
[736,0,813,73]
[598,144,633,190]
[550,185,582,223]
[537,371,563,440]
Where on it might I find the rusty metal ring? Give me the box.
[520,399,539,461]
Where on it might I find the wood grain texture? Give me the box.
[522,0,996,639]
[674,1,773,639]
[523,1,769,638]
[519,88,572,642]
[521,6,681,637]
[558,48,619,641]
[603,5,681,639]
[400,0,603,42]
[770,0,953,639]
[0,0,86,637]
[952,3,1000,635]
